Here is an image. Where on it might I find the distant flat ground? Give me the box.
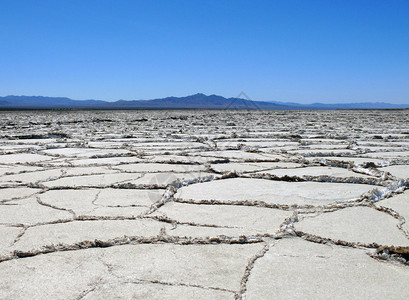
[0,110,408,299]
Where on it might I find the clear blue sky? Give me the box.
[1,0,408,104]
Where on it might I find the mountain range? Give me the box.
[0,94,407,110]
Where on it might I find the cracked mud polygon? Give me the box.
[0,110,408,299]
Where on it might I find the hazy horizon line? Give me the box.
[1,93,407,105]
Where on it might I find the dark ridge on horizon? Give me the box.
[0,94,408,110]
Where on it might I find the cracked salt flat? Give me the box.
[0,225,21,256]
[295,206,409,246]
[81,282,234,300]
[95,188,165,207]
[0,243,261,299]
[43,173,144,188]
[62,166,117,176]
[377,191,409,235]
[287,149,357,156]
[189,150,284,161]
[149,155,217,164]
[210,162,302,173]
[43,147,132,158]
[0,187,41,202]
[152,202,293,235]
[114,163,206,173]
[0,165,42,176]
[379,165,409,179]
[0,169,63,185]
[305,156,387,166]
[362,151,409,159]
[11,219,170,254]
[0,198,72,226]
[245,238,409,299]
[253,166,373,178]
[127,172,215,186]
[0,153,54,164]
[175,178,374,206]
[38,189,164,217]
[216,140,299,148]
[0,110,408,299]
[60,156,143,166]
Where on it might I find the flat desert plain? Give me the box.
[0,110,408,299]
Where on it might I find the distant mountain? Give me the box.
[0,94,407,110]
[302,102,409,109]
[0,96,105,108]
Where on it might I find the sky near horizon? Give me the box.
[0,1,408,104]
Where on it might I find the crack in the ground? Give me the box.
[125,278,237,294]
[243,172,386,186]
[0,231,267,264]
[10,227,27,246]
[36,196,77,219]
[146,214,242,229]
[371,245,409,266]
[370,203,409,239]
[74,282,102,300]
[294,230,387,250]
[236,240,271,299]
[91,190,102,208]
[142,186,177,216]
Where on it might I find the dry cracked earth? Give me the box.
[0,110,408,299]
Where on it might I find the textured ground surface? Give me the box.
[0,110,408,299]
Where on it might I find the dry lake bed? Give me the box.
[0,110,408,299]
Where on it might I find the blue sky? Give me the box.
[1,0,408,104]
